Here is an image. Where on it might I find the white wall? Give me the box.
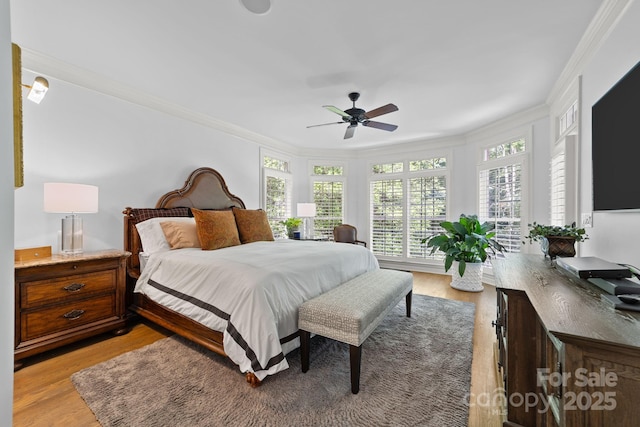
[13,58,555,267]
[14,70,262,253]
[579,0,640,267]
[1,0,15,422]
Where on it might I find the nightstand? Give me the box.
[14,249,131,369]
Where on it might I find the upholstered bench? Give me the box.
[298,268,413,394]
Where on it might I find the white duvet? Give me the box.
[135,240,379,380]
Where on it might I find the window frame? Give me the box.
[368,152,451,264]
[261,149,293,238]
[308,160,347,240]
[477,130,531,255]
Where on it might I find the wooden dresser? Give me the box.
[14,250,130,368]
[492,254,640,427]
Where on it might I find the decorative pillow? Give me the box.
[128,207,190,224]
[135,217,196,253]
[232,208,274,244]
[160,220,201,249]
[192,208,241,250]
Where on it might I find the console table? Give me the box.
[492,254,640,427]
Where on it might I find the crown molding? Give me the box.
[464,104,549,142]
[546,0,634,105]
[20,46,553,160]
[19,47,298,153]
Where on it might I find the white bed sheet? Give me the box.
[134,240,379,380]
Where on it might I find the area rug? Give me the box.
[72,294,475,426]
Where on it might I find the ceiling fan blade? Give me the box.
[306,121,344,128]
[363,120,398,132]
[364,103,398,119]
[323,105,352,118]
[344,124,357,139]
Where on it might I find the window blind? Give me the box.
[313,180,343,239]
[479,164,522,253]
[408,176,446,259]
[370,179,404,256]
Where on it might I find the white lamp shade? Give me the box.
[297,203,316,217]
[44,183,99,213]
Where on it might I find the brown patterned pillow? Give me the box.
[192,208,241,250]
[233,208,274,243]
[160,221,201,249]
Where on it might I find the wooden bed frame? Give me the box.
[123,167,264,387]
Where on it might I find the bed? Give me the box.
[123,167,379,386]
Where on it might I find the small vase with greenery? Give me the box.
[523,222,588,258]
[280,217,303,239]
[422,214,505,292]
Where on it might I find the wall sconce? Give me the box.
[44,183,99,254]
[22,76,49,104]
[297,203,316,240]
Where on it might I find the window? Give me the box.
[479,138,528,253]
[550,80,579,228]
[262,153,292,238]
[311,164,345,239]
[558,100,578,136]
[370,177,404,256]
[408,175,447,258]
[550,135,577,226]
[550,151,566,226]
[370,157,448,261]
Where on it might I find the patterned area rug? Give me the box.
[72,294,475,426]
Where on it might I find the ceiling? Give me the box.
[10,0,603,151]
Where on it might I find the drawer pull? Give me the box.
[63,309,85,320]
[63,283,86,292]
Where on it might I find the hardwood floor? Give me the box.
[13,272,504,426]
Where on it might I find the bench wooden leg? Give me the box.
[406,290,412,318]
[349,344,362,394]
[300,330,310,373]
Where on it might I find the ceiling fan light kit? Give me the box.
[239,0,271,15]
[308,92,398,139]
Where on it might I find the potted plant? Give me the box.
[523,221,588,258]
[280,217,303,239]
[422,214,505,292]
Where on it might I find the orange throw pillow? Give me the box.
[232,208,274,244]
[191,208,241,250]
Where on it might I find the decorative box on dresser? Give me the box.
[14,250,131,369]
[492,253,640,427]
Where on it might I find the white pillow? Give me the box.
[135,217,195,254]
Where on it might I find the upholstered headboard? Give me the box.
[123,167,246,279]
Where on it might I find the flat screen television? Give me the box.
[592,59,640,211]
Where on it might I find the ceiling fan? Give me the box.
[307,92,398,139]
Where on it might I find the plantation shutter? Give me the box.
[478,164,522,253]
[550,151,565,226]
[408,175,447,259]
[313,180,343,239]
[550,135,577,226]
[370,178,403,256]
[264,170,292,238]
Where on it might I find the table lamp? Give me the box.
[44,183,99,254]
[297,203,316,240]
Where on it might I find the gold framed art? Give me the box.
[12,43,23,188]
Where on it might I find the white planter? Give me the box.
[450,261,484,292]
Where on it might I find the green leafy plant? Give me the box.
[280,217,303,238]
[523,222,588,244]
[422,214,505,277]
[280,217,303,229]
